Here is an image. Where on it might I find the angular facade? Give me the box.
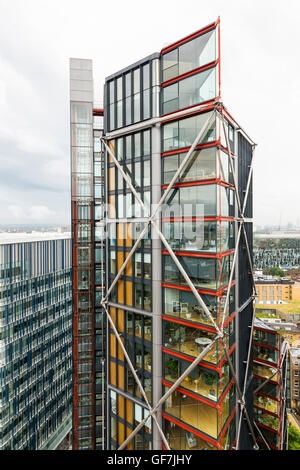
[70,18,258,450]
[0,235,72,450]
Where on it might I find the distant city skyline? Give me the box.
[0,0,299,226]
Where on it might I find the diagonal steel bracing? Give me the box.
[220,110,260,448]
[102,302,171,449]
[253,421,271,450]
[118,336,221,450]
[101,109,223,449]
[100,102,258,450]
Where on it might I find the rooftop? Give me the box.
[0,232,71,245]
[256,302,300,315]
[254,318,276,332]
[290,348,300,359]
[255,277,294,285]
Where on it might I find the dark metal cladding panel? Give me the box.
[237,132,254,449]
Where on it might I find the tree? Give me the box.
[267,267,285,277]
[288,424,300,450]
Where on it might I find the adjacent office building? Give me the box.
[0,233,72,450]
[70,18,258,450]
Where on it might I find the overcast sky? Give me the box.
[0,0,299,227]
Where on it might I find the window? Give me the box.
[162,111,216,152]
[162,28,217,82]
[162,67,217,114]
[163,147,217,184]
[163,254,231,290]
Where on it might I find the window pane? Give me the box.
[143,63,150,90]
[143,160,151,186]
[162,49,178,82]
[117,77,123,101]
[125,97,132,126]
[125,72,132,97]
[109,81,115,104]
[133,69,140,94]
[143,130,151,156]
[143,89,150,120]
[179,29,216,75]
[134,94,140,123]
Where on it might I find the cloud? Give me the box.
[8,205,26,219]
[29,205,55,220]
[7,204,55,221]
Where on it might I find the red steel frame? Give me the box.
[159,19,239,448]
[253,325,285,449]
[71,103,97,450]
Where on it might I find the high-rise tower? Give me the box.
[70,18,257,450]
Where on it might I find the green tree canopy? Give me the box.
[288,424,300,450]
[267,267,285,277]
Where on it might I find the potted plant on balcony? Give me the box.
[202,372,217,387]
[166,358,178,379]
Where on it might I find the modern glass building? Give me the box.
[70,18,258,450]
[0,234,72,450]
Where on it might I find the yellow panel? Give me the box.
[109,195,116,218]
[118,280,124,304]
[118,309,125,332]
[117,223,124,247]
[110,307,116,325]
[117,251,124,271]
[110,333,116,358]
[118,337,125,362]
[108,140,115,164]
[110,361,117,386]
[109,166,115,191]
[118,422,125,446]
[118,364,124,390]
[126,223,133,248]
[125,252,133,277]
[126,427,134,450]
[118,394,125,419]
[126,281,133,306]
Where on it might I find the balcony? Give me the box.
[164,321,230,365]
[253,394,279,415]
[164,390,220,439]
[165,419,217,450]
[164,353,230,402]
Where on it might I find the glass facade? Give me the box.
[160,19,239,451]
[107,58,159,132]
[0,238,72,450]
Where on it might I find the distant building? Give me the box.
[255,275,293,303]
[256,316,300,349]
[254,247,300,270]
[256,306,300,329]
[255,275,300,303]
[0,234,72,449]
